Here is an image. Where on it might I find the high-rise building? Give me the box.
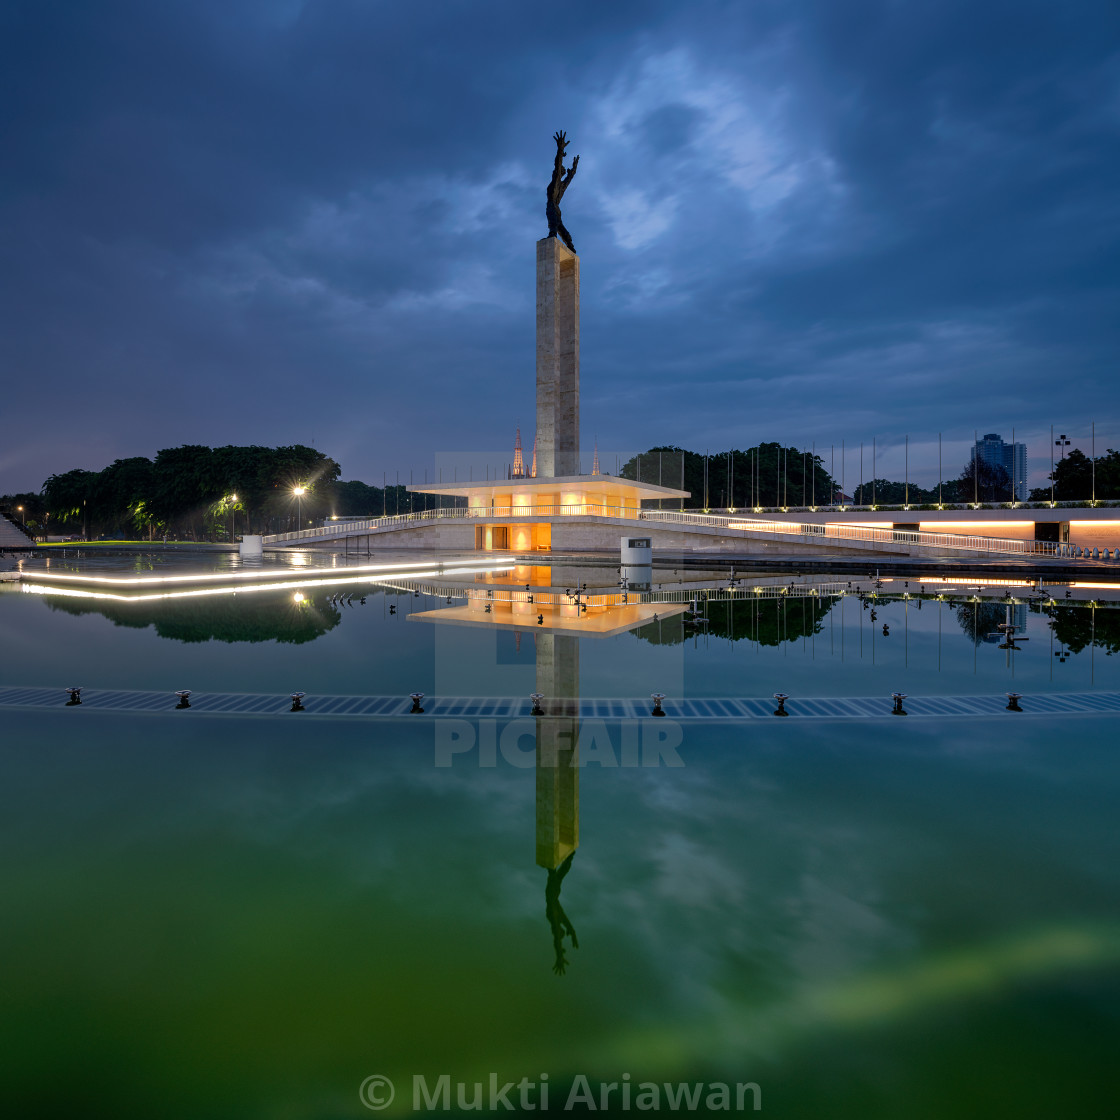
[971,433,1027,500]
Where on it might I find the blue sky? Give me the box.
[1,0,1117,492]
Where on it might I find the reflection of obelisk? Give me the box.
[536,238,580,479]
[536,632,580,974]
[535,633,579,868]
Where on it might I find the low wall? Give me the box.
[283,513,1067,560]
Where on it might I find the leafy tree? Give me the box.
[93,458,156,536]
[36,443,346,540]
[42,469,98,533]
[0,491,46,531]
[620,444,835,509]
[1036,448,1120,502]
[957,456,1012,503]
[851,479,940,505]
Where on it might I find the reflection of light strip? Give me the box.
[21,558,511,588]
[22,565,515,603]
[1070,582,1120,590]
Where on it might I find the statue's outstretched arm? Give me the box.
[562,154,579,188]
[552,131,569,180]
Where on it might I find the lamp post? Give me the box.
[1054,433,1070,505]
[16,505,24,527]
[293,485,306,531]
[229,493,238,542]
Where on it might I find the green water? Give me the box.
[2,561,1119,1116]
[1,712,1117,1118]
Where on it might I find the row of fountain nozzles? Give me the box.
[61,688,1028,716]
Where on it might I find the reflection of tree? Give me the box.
[633,595,837,647]
[1044,606,1120,655]
[45,592,342,644]
[950,601,1008,645]
[545,852,579,975]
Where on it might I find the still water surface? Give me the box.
[1,553,1117,1117]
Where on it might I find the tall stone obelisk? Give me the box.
[536,237,580,478]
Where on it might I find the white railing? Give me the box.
[262,504,644,542]
[264,507,472,543]
[639,510,1067,557]
[262,504,1081,557]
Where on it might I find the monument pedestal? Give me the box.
[536,237,580,479]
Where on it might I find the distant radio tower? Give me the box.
[512,427,526,478]
[592,438,600,476]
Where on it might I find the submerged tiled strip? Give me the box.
[2,686,1119,720]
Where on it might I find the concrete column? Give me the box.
[536,237,580,478]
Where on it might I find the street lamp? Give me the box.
[229,493,238,542]
[1055,433,1071,460]
[16,505,24,526]
[293,485,306,530]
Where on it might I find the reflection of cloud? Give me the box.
[651,833,744,911]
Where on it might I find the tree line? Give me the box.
[620,444,837,509]
[0,444,459,540]
[619,443,1120,507]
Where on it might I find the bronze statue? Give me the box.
[547,130,579,253]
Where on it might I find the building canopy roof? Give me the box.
[407,473,689,501]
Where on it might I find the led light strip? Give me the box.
[21,564,515,603]
[18,557,513,588]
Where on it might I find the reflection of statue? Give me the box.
[547,131,579,253]
[545,852,579,975]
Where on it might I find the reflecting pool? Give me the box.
[1,552,1118,1118]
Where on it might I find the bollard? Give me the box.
[530,692,544,716]
[651,692,666,717]
[772,693,789,717]
[65,687,82,706]
[891,692,907,716]
[174,690,192,709]
[1006,692,1023,712]
[409,692,425,714]
[290,692,306,712]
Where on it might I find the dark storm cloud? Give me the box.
[1,0,1117,491]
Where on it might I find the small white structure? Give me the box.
[621,535,652,566]
[240,534,263,558]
